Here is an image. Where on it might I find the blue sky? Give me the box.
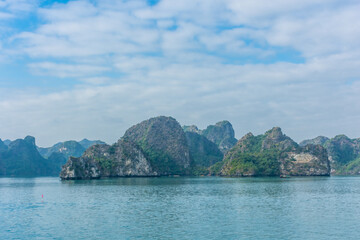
[1,0,360,146]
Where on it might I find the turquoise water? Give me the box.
[1,176,360,240]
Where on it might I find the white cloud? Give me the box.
[80,77,110,85]
[0,0,36,14]
[2,53,360,146]
[266,3,360,58]
[1,0,360,145]
[28,62,111,78]
[0,11,12,18]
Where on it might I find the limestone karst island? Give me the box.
[2,116,360,179]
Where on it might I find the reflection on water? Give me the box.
[1,176,360,239]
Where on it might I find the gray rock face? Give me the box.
[280,144,330,176]
[183,121,237,154]
[262,127,298,151]
[61,116,192,179]
[60,139,157,180]
[202,121,237,153]
[324,135,360,167]
[218,127,330,177]
[300,134,360,174]
[185,132,223,167]
[123,116,191,175]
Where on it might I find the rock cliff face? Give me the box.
[262,127,298,151]
[324,135,360,170]
[60,139,156,179]
[300,135,360,174]
[123,116,191,175]
[0,136,58,176]
[61,116,192,179]
[183,120,237,153]
[217,127,330,177]
[202,121,238,153]
[279,144,330,176]
[185,132,223,168]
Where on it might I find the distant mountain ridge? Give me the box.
[38,139,106,159]
[0,136,58,176]
[0,137,106,177]
[4,117,359,178]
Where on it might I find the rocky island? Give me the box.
[60,116,331,179]
[216,127,329,177]
[300,135,360,175]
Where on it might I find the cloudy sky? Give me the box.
[0,0,359,146]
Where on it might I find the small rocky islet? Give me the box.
[1,116,360,178]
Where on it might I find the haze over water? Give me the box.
[1,176,360,239]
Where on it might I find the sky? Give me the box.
[0,0,360,147]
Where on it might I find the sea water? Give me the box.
[1,176,360,239]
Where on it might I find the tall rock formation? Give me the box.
[183,120,237,153]
[123,116,191,175]
[185,132,223,168]
[324,135,360,169]
[202,121,238,153]
[217,127,330,177]
[300,135,360,174]
[60,116,192,179]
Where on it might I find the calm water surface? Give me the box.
[1,176,360,239]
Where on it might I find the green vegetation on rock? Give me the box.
[301,134,360,174]
[60,139,157,179]
[221,150,281,176]
[215,127,330,177]
[123,116,191,175]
